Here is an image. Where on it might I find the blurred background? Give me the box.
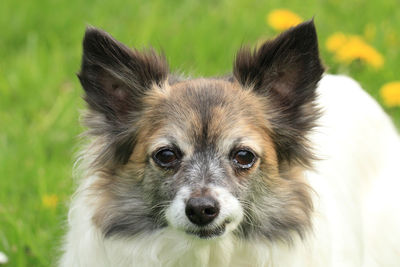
[0,0,399,266]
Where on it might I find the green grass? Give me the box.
[0,0,399,266]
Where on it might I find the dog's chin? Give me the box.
[185,225,226,239]
[183,219,234,239]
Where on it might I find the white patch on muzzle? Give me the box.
[165,185,244,236]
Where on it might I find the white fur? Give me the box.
[165,186,244,236]
[60,75,400,266]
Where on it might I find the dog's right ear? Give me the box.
[78,27,169,131]
[233,20,324,167]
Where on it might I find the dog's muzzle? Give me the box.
[165,186,244,239]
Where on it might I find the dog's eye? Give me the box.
[153,148,179,168]
[232,149,256,169]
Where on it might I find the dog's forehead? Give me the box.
[168,78,239,106]
[144,78,268,155]
[167,79,248,130]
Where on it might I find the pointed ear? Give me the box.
[78,27,169,130]
[234,20,324,167]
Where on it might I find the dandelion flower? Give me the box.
[336,36,383,68]
[326,33,348,52]
[42,194,59,209]
[266,9,302,31]
[326,33,384,69]
[380,82,400,107]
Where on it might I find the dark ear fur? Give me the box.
[79,27,168,130]
[234,20,324,167]
[78,27,168,166]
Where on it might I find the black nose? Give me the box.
[185,197,220,226]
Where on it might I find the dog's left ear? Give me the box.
[234,20,324,167]
[78,27,169,165]
[79,27,169,129]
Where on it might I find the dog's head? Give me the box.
[78,20,323,242]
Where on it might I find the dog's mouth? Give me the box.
[185,225,225,239]
[184,219,231,239]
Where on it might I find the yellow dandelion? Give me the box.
[380,82,400,107]
[42,194,59,209]
[335,36,384,68]
[326,33,384,69]
[266,9,302,31]
[326,33,348,52]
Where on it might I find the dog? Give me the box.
[60,20,400,266]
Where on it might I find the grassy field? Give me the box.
[0,0,399,266]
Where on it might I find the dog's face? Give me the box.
[79,21,323,242]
